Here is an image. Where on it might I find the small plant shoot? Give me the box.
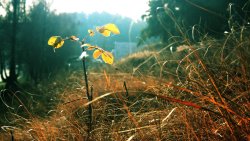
[47,23,120,65]
[48,23,120,139]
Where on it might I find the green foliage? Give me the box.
[140,0,250,44]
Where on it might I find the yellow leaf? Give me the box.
[55,40,64,48]
[96,26,111,37]
[48,36,57,46]
[88,29,95,37]
[101,30,111,37]
[70,35,79,41]
[93,49,103,59]
[96,26,103,33]
[48,36,64,48]
[102,51,114,64]
[104,23,120,35]
[96,23,120,37]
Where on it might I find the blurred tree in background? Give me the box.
[0,0,26,90]
[20,1,80,84]
[140,0,250,44]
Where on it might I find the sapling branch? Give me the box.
[47,23,120,140]
[80,43,93,138]
[81,45,90,100]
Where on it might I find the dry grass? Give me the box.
[0,28,250,140]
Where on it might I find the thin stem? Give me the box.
[10,130,14,141]
[81,46,92,139]
[89,85,93,124]
[81,47,90,100]
[123,81,129,106]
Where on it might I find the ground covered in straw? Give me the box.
[1,28,250,140]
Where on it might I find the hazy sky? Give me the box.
[24,0,149,21]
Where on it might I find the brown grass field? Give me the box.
[0,28,250,141]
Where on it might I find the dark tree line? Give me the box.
[0,0,78,88]
[0,0,145,90]
[140,0,250,44]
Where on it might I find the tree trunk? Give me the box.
[5,0,19,90]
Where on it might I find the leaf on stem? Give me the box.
[82,43,97,50]
[82,43,91,47]
[96,23,120,37]
[88,29,95,37]
[70,35,79,41]
[87,46,96,50]
[93,49,103,59]
[93,49,114,64]
[48,36,64,48]
[102,51,114,64]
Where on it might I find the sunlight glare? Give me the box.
[34,0,149,21]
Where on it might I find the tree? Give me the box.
[0,2,12,84]
[4,0,22,90]
[140,0,250,44]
